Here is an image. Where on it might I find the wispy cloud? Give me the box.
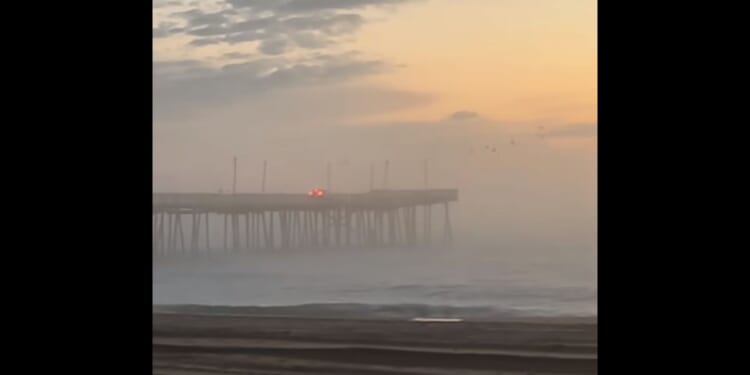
[154,0,417,121]
[156,0,412,50]
[447,110,479,121]
[154,53,391,121]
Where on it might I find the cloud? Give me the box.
[154,0,416,121]
[153,59,215,80]
[228,0,409,14]
[154,0,184,7]
[189,37,224,46]
[258,37,289,55]
[175,11,365,47]
[153,27,169,38]
[185,9,234,28]
[154,53,390,121]
[161,0,410,49]
[153,21,179,38]
[222,51,255,59]
[448,110,479,121]
[290,32,332,49]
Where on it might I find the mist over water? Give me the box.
[153,125,596,318]
[154,240,596,317]
[152,0,596,329]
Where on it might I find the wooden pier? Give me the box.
[152,189,458,255]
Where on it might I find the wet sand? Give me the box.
[153,310,596,374]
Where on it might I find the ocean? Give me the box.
[153,243,596,319]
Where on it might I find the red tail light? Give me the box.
[308,188,326,197]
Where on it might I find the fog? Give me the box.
[153,112,596,316]
[153,0,596,317]
[155,114,596,248]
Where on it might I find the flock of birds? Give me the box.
[212,127,553,193]
[471,126,547,154]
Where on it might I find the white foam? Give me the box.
[411,318,463,322]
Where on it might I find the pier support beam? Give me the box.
[443,202,453,247]
[153,189,457,255]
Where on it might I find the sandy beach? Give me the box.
[153,308,596,375]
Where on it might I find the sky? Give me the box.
[153,0,597,247]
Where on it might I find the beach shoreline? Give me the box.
[153,308,597,374]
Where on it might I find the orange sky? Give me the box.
[154,0,596,128]
[349,0,597,125]
[153,1,596,241]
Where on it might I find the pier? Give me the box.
[153,189,458,255]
